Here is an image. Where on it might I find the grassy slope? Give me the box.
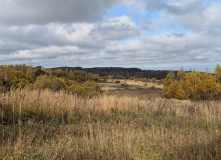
[0,88,221,159]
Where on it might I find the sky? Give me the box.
[0,0,221,71]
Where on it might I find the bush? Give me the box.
[83,81,103,97]
[33,75,67,91]
[67,82,85,96]
[151,78,157,83]
[115,81,120,83]
[150,86,155,89]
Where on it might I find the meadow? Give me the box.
[0,85,220,159]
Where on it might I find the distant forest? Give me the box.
[50,66,175,80]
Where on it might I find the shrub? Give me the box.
[151,78,157,83]
[67,82,85,96]
[33,75,67,91]
[83,81,103,97]
[150,86,156,90]
[115,80,120,83]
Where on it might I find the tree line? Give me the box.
[51,66,172,79]
[163,65,221,100]
[0,64,102,96]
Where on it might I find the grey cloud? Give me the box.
[0,15,138,56]
[0,15,141,67]
[0,39,37,55]
[0,0,124,25]
[146,0,205,15]
[169,3,221,33]
[146,0,221,33]
[102,32,221,68]
[169,32,186,37]
[91,16,139,40]
[141,16,157,31]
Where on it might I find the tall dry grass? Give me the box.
[0,89,221,159]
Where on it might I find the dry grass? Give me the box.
[100,79,163,92]
[99,79,163,101]
[0,89,221,159]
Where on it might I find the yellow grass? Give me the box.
[100,79,163,92]
[0,89,221,159]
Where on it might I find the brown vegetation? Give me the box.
[0,89,220,159]
[0,64,103,97]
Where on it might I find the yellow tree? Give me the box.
[177,67,185,84]
[26,66,35,82]
[182,78,194,99]
[2,64,9,80]
[204,67,211,79]
[181,70,201,100]
[189,69,201,86]
[197,69,212,100]
[0,68,4,87]
[163,71,175,97]
[206,75,219,99]
[167,71,175,83]
[198,78,207,100]
[0,68,4,80]
[165,80,185,100]
[214,64,221,83]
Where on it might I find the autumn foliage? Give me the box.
[163,65,221,100]
[0,64,102,96]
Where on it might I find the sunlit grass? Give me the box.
[0,89,220,159]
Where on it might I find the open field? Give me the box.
[99,79,163,100]
[0,88,221,159]
[99,79,163,90]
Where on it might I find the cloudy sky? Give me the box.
[0,0,221,71]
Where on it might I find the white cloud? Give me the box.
[146,0,221,33]
[1,0,221,70]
